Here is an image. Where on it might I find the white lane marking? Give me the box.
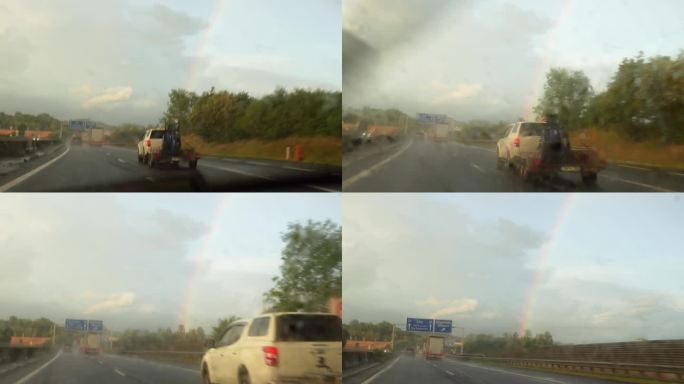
[282,165,315,173]
[616,164,649,171]
[361,355,402,384]
[145,177,155,182]
[246,161,270,166]
[457,143,497,153]
[470,163,485,173]
[104,354,200,375]
[669,171,684,177]
[599,174,672,192]
[14,351,62,384]
[304,184,338,192]
[106,152,111,156]
[114,369,126,377]
[0,146,71,192]
[343,141,413,189]
[98,360,103,364]
[448,360,568,384]
[201,163,275,181]
[446,370,455,376]
[117,158,125,163]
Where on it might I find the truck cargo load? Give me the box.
[425,336,444,359]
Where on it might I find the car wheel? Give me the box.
[520,161,532,182]
[239,368,251,384]
[148,154,155,168]
[505,152,512,170]
[202,366,212,384]
[582,172,597,185]
[189,159,197,170]
[496,149,503,170]
[137,152,143,163]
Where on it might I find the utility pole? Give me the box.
[391,324,396,351]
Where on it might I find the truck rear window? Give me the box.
[276,315,341,342]
[149,131,165,139]
[520,123,553,136]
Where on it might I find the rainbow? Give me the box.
[177,195,232,328]
[523,0,577,120]
[184,0,229,91]
[517,193,577,336]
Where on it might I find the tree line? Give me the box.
[164,87,341,142]
[0,112,62,134]
[0,316,55,343]
[535,51,684,143]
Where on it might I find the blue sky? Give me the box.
[0,0,341,125]
[343,193,684,343]
[0,193,340,331]
[343,0,684,120]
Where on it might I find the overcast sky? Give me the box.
[0,0,341,125]
[342,0,684,122]
[343,193,684,344]
[0,194,340,332]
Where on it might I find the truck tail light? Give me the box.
[146,139,151,147]
[513,136,520,147]
[531,158,541,170]
[262,346,278,367]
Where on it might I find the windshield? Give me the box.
[342,194,684,384]
[342,0,684,193]
[277,315,342,342]
[0,194,342,383]
[0,0,341,192]
[149,131,165,139]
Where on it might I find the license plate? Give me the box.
[172,157,181,161]
[561,166,580,172]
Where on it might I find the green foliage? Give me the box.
[464,331,554,356]
[534,68,594,130]
[163,87,341,142]
[118,325,208,351]
[109,124,148,144]
[343,320,395,341]
[592,52,684,143]
[164,89,199,134]
[264,220,342,312]
[0,316,55,345]
[536,51,684,143]
[0,112,62,132]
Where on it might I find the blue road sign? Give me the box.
[88,320,104,332]
[85,120,96,129]
[434,319,452,334]
[417,113,448,124]
[69,120,84,130]
[65,319,87,331]
[406,317,434,332]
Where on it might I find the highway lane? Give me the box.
[1,144,340,192]
[350,355,625,384]
[343,139,684,192]
[3,351,200,384]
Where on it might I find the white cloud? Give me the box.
[84,292,135,314]
[432,84,482,104]
[82,86,133,108]
[430,299,478,318]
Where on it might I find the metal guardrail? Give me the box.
[449,355,684,383]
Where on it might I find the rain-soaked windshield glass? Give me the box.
[342,0,684,192]
[0,194,342,383]
[342,193,684,384]
[0,0,342,192]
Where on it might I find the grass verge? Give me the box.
[183,135,341,166]
[570,128,684,171]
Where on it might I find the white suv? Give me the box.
[201,312,342,384]
[496,122,547,170]
[137,128,165,166]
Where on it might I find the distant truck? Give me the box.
[82,333,101,354]
[89,128,105,146]
[429,124,450,142]
[425,336,445,359]
[79,131,89,145]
